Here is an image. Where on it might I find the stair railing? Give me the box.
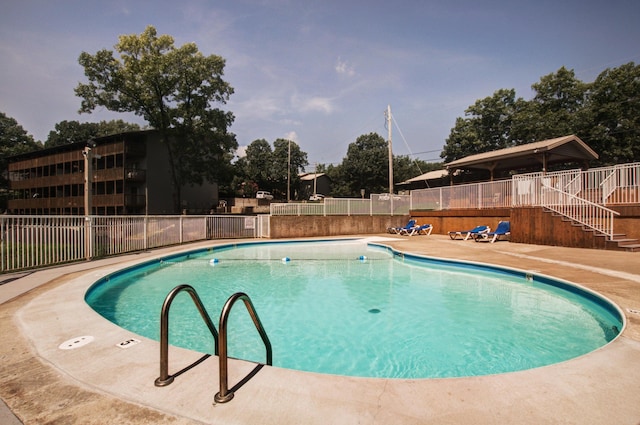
[154,287,272,404]
[214,292,272,403]
[540,184,620,240]
[154,284,219,386]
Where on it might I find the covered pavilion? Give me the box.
[444,135,599,181]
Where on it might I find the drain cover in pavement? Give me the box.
[58,336,94,350]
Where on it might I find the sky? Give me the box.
[2,0,640,170]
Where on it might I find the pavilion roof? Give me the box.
[445,135,598,174]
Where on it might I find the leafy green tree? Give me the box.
[393,155,439,184]
[324,151,433,197]
[272,138,308,200]
[324,163,349,197]
[441,89,518,163]
[230,156,254,198]
[96,119,143,136]
[45,121,96,147]
[75,25,237,212]
[442,63,640,171]
[517,66,587,143]
[441,117,484,163]
[314,163,328,173]
[466,88,517,149]
[581,62,640,165]
[242,139,273,191]
[237,138,308,199]
[0,112,43,210]
[443,69,588,165]
[216,150,238,197]
[45,120,141,147]
[340,132,389,197]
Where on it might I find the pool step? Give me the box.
[548,210,639,252]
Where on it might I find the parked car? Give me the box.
[256,191,273,200]
[378,193,403,201]
[309,193,325,201]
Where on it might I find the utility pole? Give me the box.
[313,162,318,196]
[287,139,291,202]
[83,145,93,218]
[83,141,100,261]
[387,104,393,194]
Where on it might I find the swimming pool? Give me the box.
[85,239,623,379]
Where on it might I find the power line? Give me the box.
[408,149,442,155]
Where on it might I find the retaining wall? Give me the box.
[268,206,640,251]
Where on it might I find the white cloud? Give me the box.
[234,145,248,158]
[292,95,334,114]
[283,131,298,142]
[231,94,286,121]
[335,57,355,77]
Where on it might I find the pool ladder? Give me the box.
[154,284,272,403]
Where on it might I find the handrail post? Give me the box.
[215,292,272,403]
[155,284,218,387]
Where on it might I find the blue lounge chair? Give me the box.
[448,225,490,240]
[400,223,433,236]
[387,219,416,234]
[475,221,510,243]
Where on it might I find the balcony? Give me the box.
[125,169,146,182]
[8,196,83,210]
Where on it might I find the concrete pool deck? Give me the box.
[1,235,640,424]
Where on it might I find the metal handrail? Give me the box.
[214,292,272,403]
[540,185,621,240]
[600,169,617,203]
[154,284,219,386]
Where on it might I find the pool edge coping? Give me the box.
[6,236,640,424]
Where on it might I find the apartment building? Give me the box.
[7,130,218,215]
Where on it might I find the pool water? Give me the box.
[85,240,622,379]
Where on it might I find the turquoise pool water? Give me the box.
[85,240,623,379]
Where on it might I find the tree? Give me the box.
[581,62,640,165]
[340,132,389,197]
[0,112,42,210]
[75,25,237,212]
[45,120,141,147]
[393,155,437,184]
[441,63,640,172]
[236,138,309,199]
[442,97,513,178]
[441,89,518,163]
[242,139,273,192]
[325,147,432,197]
[442,68,590,168]
[272,138,308,200]
[518,66,587,142]
[441,117,484,164]
[466,88,517,149]
[324,163,349,197]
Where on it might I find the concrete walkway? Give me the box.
[1,236,640,424]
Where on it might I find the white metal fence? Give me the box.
[409,162,639,240]
[270,193,410,216]
[410,163,640,211]
[411,180,513,211]
[539,185,620,237]
[1,215,259,273]
[3,163,638,272]
[270,163,638,217]
[269,162,639,240]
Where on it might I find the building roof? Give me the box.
[445,135,598,173]
[8,129,155,161]
[397,169,449,185]
[299,172,327,181]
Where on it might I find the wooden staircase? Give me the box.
[549,211,640,252]
[603,234,640,252]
